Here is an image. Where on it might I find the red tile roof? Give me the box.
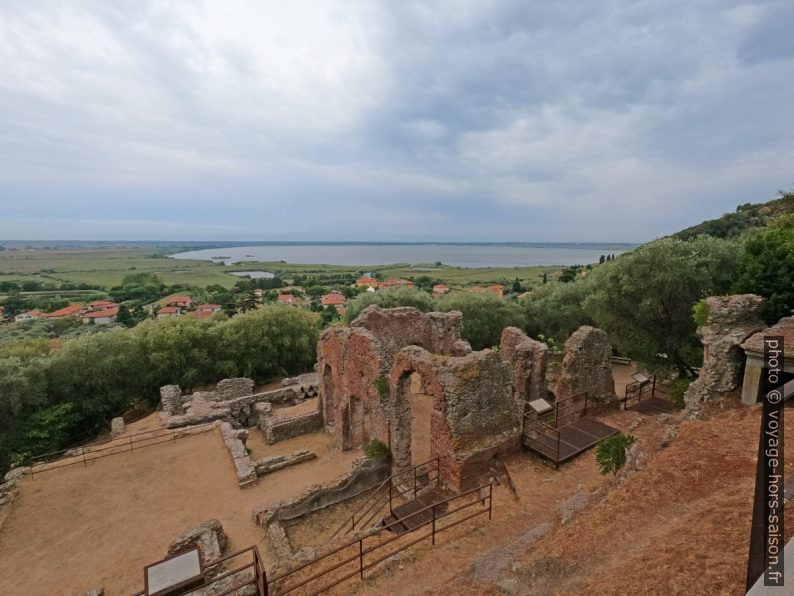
[277,294,295,304]
[321,293,347,305]
[88,300,115,307]
[82,307,118,319]
[48,304,85,317]
[19,310,46,318]
[166,295,192,305]
[157,306,181,314]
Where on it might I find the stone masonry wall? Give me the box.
[499,327,550,418]
[556,326,615,402]
[684,294,766,409]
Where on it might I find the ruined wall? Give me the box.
[317,306,472,451]
[499,327,550,418]
[391,347,521,490]
[556,326,615,402]
[684,294,766,409]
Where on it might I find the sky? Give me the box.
[0,1,792,243]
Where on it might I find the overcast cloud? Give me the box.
[1,0,792,242]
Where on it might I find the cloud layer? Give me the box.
[1,1,792,241]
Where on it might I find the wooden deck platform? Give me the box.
[524,416,618,465]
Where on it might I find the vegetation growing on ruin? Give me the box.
[667,378,691,410]
[595,433,637,475]
[362,439,391,462]
[373,376,390,398]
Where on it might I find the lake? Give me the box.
[172,243,636,268]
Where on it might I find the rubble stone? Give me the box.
[167,519,229,567]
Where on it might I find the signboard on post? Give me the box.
[144,548,204,596]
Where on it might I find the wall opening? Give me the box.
[323,363,335,427]
[409,372,433,466]
[349,395,366,448]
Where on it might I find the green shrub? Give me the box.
[595,433,637,475]
[692,299,710,327]
[362,439,391,462]
[373,376,390,398]
[667,378,691,410]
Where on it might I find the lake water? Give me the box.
[172,243,635,268]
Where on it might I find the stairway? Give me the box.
[381,487,449,534]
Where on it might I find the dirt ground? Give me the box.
[0,416,358,595]
[348,403,793,596]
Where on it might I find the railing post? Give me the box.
[555,430,561,468]
[584,392,588,416]
[652,375,657,398]
[431,505,436,545]
[414,466,417,498]
[389,480,393,517]
[359,538,364,579]
[489,483,493,520]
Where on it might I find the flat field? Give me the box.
[0,246,559,290]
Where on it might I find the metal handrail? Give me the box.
[269,483,493,595]
[27,422,217,477]
[328,457,439,540]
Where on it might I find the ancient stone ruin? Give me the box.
[684,294,766,409]
[556,325,615,402]
[159,374,319,429]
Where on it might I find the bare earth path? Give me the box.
[0,420,357,595]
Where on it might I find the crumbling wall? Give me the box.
[499,327,550,418]
[258,403,323,444]
[685,294,766,409]
[317,306,472,452]
[391,347,521,490]
[160,385,183,416]
[556,326,615,402]
[161,378,308,429]
[219,423,257,487]
[213,377,254,401]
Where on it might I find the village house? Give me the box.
[432,283,449,295]
[188,304,222,319]
[355,276,378,288]
[156,306,181,319]
[81,306,119,326]
[277,294,295,306]
[253,288,264,303]
[166,295,192,308]
[47,304,86,319]
[14,310,47,322]
[0,306,5,320]
[321,292,347,314]
[378,278,415,290]
[86,300,116,311]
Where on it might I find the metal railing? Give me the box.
[134,545,268,596]
[623,375,672,410]
[328,458,440,541]
[522,391,588,466]
[26,422,216,477]
[269,483,493,595]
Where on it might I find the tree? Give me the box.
[599,254,606,264]
[583,236,738,375]
[116,304,135,327]
[512,278,522,293]
[344,287,434,322]
[437,292,525,350]
[733,217,794,324]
